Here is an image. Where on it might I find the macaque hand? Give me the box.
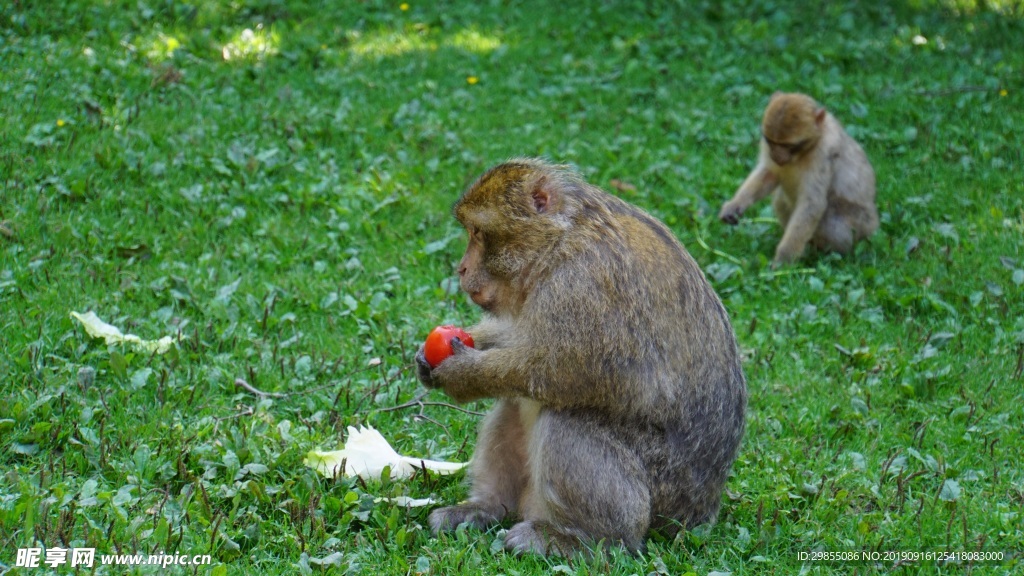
[414,345,439,389]
[415,338,478,393]
[427,338,481,403]
[719,200,744,225]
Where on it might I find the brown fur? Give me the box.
[416,158,747,556]
[719,92,879,266]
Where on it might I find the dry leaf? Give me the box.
[609,178,637,193]
[0,220,15,240]
[304,425,467,480]
[70,311,180,354]
[374,496,439,507]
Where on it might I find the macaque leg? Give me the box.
[773,191,827,265]
[430,399,530,532]
[812,213,854,254]
[504,410,651,555]
[720,167,779,224]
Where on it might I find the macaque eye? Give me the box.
[786,140,809,154]
[764,134,809,156]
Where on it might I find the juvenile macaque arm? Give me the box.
[720,164,779,224]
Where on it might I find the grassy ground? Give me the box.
[2,0,1023,574]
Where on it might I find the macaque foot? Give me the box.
[504,521,581,557]
[771,245,804,268]
[429,503,502,534]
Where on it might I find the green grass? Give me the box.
[2,0,1023,574]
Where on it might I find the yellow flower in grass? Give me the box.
[400,3,409,10]
[466,76,479,85]
[56,119,66,127]
[999,89,1008,97]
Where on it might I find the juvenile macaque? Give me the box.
[719,92,879,266]
[416,158,747,556]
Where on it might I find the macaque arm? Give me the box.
[720,163,779,223]
[464,316,511,351]
[430,344,534,403]
[735,164,780,206]
[432,329,610,407]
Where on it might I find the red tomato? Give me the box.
[424,325,475,368]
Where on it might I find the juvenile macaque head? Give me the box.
[452,159,575,315]
[761,92,826,166]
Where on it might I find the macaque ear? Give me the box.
[814,106,827,125]
[530,177,554,214]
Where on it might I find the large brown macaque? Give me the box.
[719,92,879,267]
[416,158,747,556]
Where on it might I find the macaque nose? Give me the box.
[458,263,467,277]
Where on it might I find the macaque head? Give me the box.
[452,159,574,315]
[761,92,826,166]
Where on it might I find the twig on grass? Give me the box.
[374,389,430,412]
[412,412,451,435]
[232,361,375,405]
[373,388,485,417]
[234,378,286,399]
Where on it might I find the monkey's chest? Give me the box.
[772,185,799,214]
